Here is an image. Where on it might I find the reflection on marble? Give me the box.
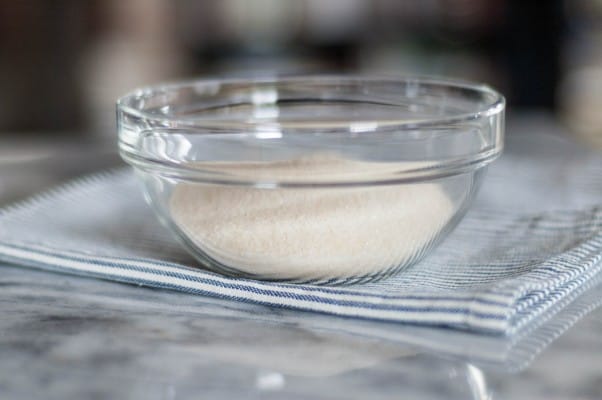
[1,263,602,400]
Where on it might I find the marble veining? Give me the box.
[1,263,601,400]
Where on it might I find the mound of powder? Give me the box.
[169,153,455,282]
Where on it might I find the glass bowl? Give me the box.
[117,76,505,284]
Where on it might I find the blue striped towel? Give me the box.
[0,131,601,335]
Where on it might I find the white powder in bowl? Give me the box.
[169,153,455,282]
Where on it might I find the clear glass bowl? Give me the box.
[117,76,505,284]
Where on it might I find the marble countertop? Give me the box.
[1,115,601,399]
[1,263,601,400]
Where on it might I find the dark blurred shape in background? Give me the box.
[0,0,601,144]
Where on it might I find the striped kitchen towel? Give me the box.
[0,131,601,335]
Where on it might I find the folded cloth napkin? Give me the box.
[0,128,601,335]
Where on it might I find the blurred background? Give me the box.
[0,0,601,201]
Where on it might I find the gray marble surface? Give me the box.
[1,114,602,399]
[1,263,601,400]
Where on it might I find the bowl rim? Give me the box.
[117,75,505,187]
[117,74,505,130]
